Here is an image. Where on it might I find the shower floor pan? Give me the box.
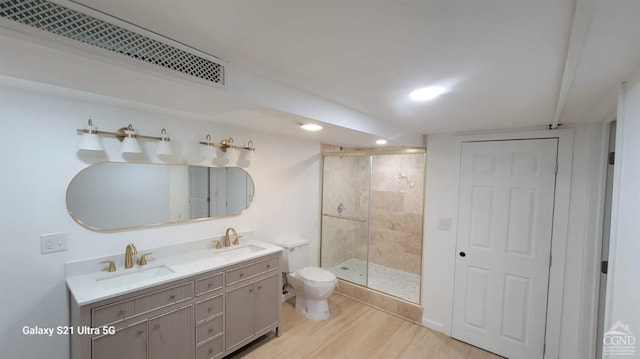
[328,258,420,303]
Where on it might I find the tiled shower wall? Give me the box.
[369,154,425,275]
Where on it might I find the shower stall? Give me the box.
[320,148,425,304]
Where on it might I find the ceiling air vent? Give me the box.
[0,0,224,85]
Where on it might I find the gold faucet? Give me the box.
[125,243,137,269]
[100,260,116,272]
[224,227,240,247]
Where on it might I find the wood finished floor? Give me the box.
[227,293,503,359]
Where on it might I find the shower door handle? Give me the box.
[459,252,466,257]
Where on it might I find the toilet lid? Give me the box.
[297,267,336,284]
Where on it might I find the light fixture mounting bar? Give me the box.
[76,120,169,142]
[199,137,255,151]
[76,128,165,142]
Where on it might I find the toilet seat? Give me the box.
[297,267,336,284]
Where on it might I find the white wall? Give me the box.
[421,124,608,358]
[0,84,321,359]
[604,77,640,358]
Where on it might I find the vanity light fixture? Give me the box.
[220,138,240,163]
[76,119,172,155]
[199,136,257,165]
[239,141,257,162]
[155,129,173,156]
[200,134,217,159]
[120,125,143,154]
[77,119,105,151]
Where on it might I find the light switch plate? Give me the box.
[41,233,68,254]
[437,218,452,231]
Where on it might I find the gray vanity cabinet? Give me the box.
[149,305,192,359]
[254,275,280,333]
[226,273,280,351]
[224,256,281,351]
[92,321,147,359]
[226,282,255,350]
[70,252,281,359]
[87,283,194,359]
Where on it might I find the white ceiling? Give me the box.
[62,0,640,136]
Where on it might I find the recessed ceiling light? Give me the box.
[376,139,387,145]
[300,123,323,131]
[409,86,447,101]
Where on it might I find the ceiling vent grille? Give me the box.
[0,0,224,85]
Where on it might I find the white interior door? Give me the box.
[452,139,558,358]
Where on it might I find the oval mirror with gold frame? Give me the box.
[66,163,255,231]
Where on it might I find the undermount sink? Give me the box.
[219,244,265,255]
[96,266,174,289]
[216,244,265,257]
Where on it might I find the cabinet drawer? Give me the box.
[226,256,279,285]
[195,315,223,345]
[258,257,279,273]
[195,294,223,322]
[134,283,192,314]
[226,264,258,285]
[92,300,135,327]
[195,273,224,296]
[196,335,223,359]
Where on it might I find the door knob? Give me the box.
[459,252,466,257]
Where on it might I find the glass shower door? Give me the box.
[320,150,425,304]
[320,155,371,286]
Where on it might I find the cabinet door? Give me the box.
[93,321,147,359]
[254,274,279,334]
[225,282,255,350]
[149,305,192,359]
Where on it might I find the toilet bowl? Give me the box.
[276,238,337,320]
[287,267,337,321]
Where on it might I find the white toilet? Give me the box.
[276,238,337,321]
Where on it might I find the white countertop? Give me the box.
[66,238,283,306]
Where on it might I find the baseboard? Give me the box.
[422,318,445,333]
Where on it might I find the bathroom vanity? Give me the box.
[66,239,282,359]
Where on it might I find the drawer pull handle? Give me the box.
[208,307,212,313]
[169,294,176,300]
[266,264,271,268]
[208,348,213,354]
[239,273,244,277]
[153,324,160,330]
[117,310,126,316]
[208,327,214,333]
[249,289,253,293]
[258,286,262,290]
[137,329,144,336]
[208,283,212,288]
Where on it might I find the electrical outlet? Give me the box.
[41,233,68,254]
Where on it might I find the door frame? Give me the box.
[452,129,574,359]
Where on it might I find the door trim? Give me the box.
[451,129,575,359]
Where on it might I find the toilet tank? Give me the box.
[275,238,309,272]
